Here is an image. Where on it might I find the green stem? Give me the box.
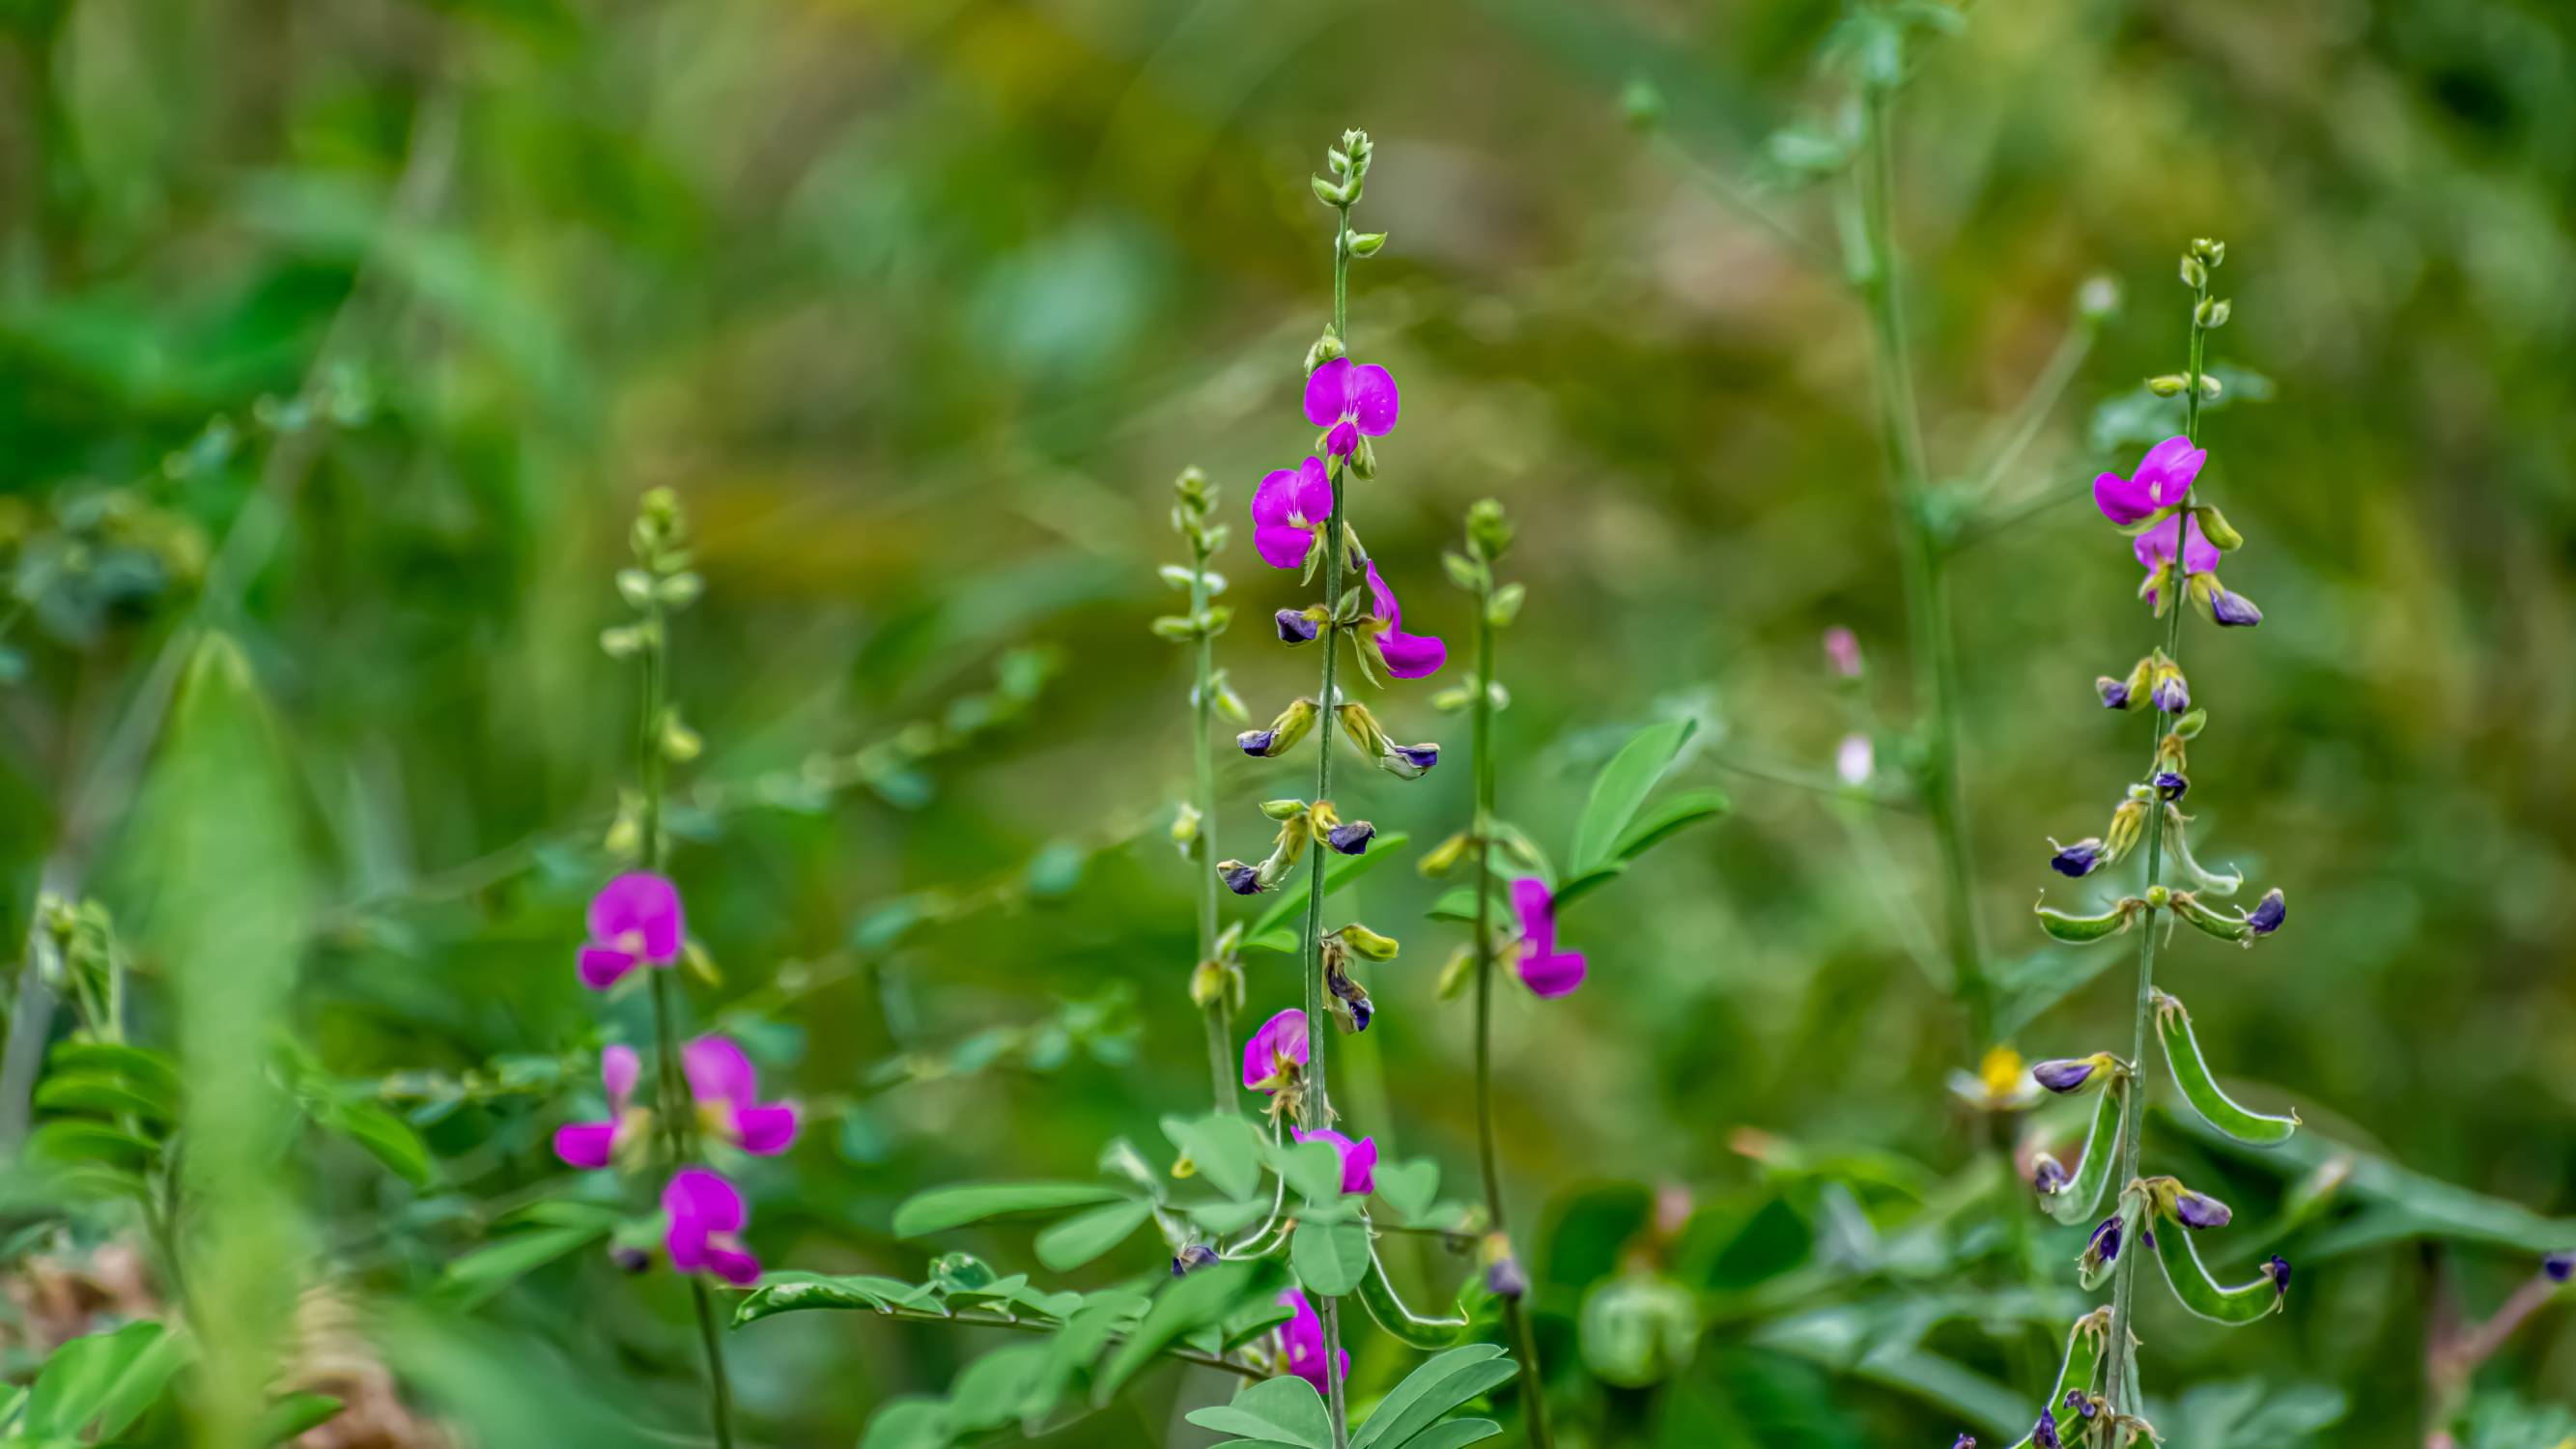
[638,599,738,1449]
[1191,538,1235,1114]
[1856,85,1993,1053]
[2101,275,2209,1418]
[1299,203,1357,1449]
[870,1304,1265,1378]
[1468,589,1555,1449]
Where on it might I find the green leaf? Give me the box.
[859,1396,955,1449]
[25,1321,172,1438]
[1246,833,1411,951]
[948,1344,1051,1434]
[892,1180,1128,1236]
[24,1118,156,1168]
[1426,886,1506,925]
[1165,1112,1265,1200]
[1610,787,1726,864]
[1571,719,1696,876]
[321,1098,437,1186]
[1186,1374,1333,1448]
[1266,1136,1351,1208]
[1350,1343,1516,1449]
[45,1042,183,1117]
[34,1072,176,1125]
[1035,1200,1155,1272]
[1392,1420,1506,1449]
[442,1222,610,1304]
[1373,1158,1440,1221]
[1291,1220,1372,1295]
[257,1392,346,1443]
[1093,1258,1281,1405]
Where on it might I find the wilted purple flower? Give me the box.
[1292,1127,1379,1196]
[554,1045,645,1170]
[1360,560,1446,679]
[1326,820,1375,855]
[1835,733,1874,786]
[1252,457,1334,570]
[1278,1288,1349,1393]
[579,873,684,990]
[1486,1253,1530,1300]
[1947,1436,1974,1449]
[2151,671,2190,715]
[2087,1215,2122,1264]
[2154,771,2189,801]
[2031,1154,2071,1197]
[2031,1057,2103,1094]
[2094,436,2205,526]
[2207,582,2264,627]
[2545,1251,2573,1284]
[2174,1188,2233,1230]
[2095,675,2132,709]
[1242,1009,1310,1093]
[1275,608,1321,644]
[1509,877,1588,999]
[2267,1254,2294,1293]
[684,1037,800,1155]
[2247,888,2286,936]
[664,1167,760,1286]
[2031,1408,2061,1449]
[2065,1390,2097,1420]
[1824,626,1863,679]
[2050,838,2106,879]
[1220,863,1264,895]
[1302,357,1400,460]
[1173,1243,1220,1277]
[1395,742,1438,772]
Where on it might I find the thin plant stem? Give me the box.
[1297,201,1357,1449]
[867,1305,1265,1378]
[1855,84,1994,1052]
[1468,581,1556,1449]
[637,595,739,1449]
[2101,270,2210,1417]
[1190,530,1236,1113]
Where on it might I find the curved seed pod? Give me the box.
[1353,1248,1467,1349]
[2078,1196,2141,1293]
[2152,1213,2284,1323]
[2042,1080,2127,1227]
[2035,895,2139,944]
[2155,991,2298,1145]
[2003,1310,2110,1449]
[2163,806,2242,896]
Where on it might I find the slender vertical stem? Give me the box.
[1469,583,1555,1449]
[637,597,738,1449]
[1296,204,1356,1449]
[2101,274,2209,1417]
[1190,539,1236,1113]
[1856,85,1993,1051]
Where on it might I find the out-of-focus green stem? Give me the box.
[2101,270,2209,1419]
[1189,530,1236,1113]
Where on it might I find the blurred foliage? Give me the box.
[1,0,2574,1444]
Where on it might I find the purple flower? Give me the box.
[2093,435,2205,526]
[2208,582,2264,627]
[1291,1127,1379,1196]
[2031,1057,2101,1094]
[1509,877,1588,999]
[1221,863,1265,895]
[1278,1288,1350,1394]
[2154,770,2189,801]
[2066,1390,2097,1420]
[1395,742,1439,772]
[684,1037,800,1155]
[554,1045,645,1170]
[1948,1437,1975,1449]
[1326,820,1375,855]
[1823,626,1863,679]
[2095,676,2132,710]
[2135,512,2222,608]
[664,1167,760,1286]
[2174,1188,2233,1230]
[1486,1254,1530,1300]
[2267,1254,2294,1293]
[2247,888,2286,937]
[2151,671,2190,715]
[2031,1154,2071,1196]
[1361,561,1447,679]
[579,873,685,990]
[2087,1215,2122,1264]
[2032,1408,2061,1449]
[1302,357,1400,460]
[2540,1251,2571,1284]
[1252,457,1334,570]
[1242,1009,1310,1093]
[2050,838,2105,879]
[1275,608,1321,644]
[1173,1244,1220,1277]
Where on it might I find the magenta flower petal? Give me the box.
[1510,877,1587,997]
[1346,364,1400,435]
[601,1045,640,1110]
[1303,358,1354,430]
[2133,514,2221,579]
[684,1037,759,1110]
[1278,1289,1349,1393]
[732,1103,800,1155]
[1242,1008,1310,1092]
[1293,1128,1378,1196]
[552,1121,617,1170]
[664,1167,748,1276]
[1323,420,1360,457]
[1510,877,1558,952]
[2092,469,2156,526]
[588,872,684,962]
[1518,947,1590,999]
[1251,459,1336,570]
[578,945,639,991]
[706,1247,762,1286]
[1363,561,1446,679]
[2094,435,2204,526]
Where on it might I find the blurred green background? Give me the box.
[3,0,2574,1444]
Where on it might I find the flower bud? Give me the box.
[1334,923,1401,961]
[1327,820,1375,855]
[1390,742,1438,776]
[2194,503,2245,551]
[2191,237,2225,267]
[2148,658,2190,715]
[1170,802,1202,854]
[2173,1187,2233,1230]
[2085,1214,2122,1266]
[2154,771,2189,802]
[2032,1410,2061,1449]
[1950,1436,1977,1449]
[1825,626,1864,680]
[1436,944,1474,1000]
[2048,837,2105,878]
[2106,797,2148,862]
[1173,1243,1220,1277]
[1311,174,1357,208]
[2247,888,2285,937]
[2266,1254,2292,1294]
[2146,373,2190,397]
[2195,576,2264,627]
[1347,231,1387,258]
[1418,831,1473,877]
[1486,1254,1529,1300]
[2030,1153,2071,1197]
[2032,1053,2111,1094]
[2542,1251,2571,1284]
[1241,699,1318,759]
[1323,949,1374,1033]
[1189,957,1238,1010]
[2195,296,2231,327]
[2179,256,2207,289]
[1275,608,1324,644]
[1217,861,1264,896]
[2097,654,2150,709]
[1304,329,1346,376]
[610,1245,655,1274]
[2156,731,2189,778]
[1466,498,1514,562]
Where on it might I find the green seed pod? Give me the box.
[1333,923,1401,961]
[2169,890,2253,944]
[2147,373,2190,397]
[2154,991,2298,1145]
[2003,1310,2110,1449]
[2153,1216,2284,1324]
[2034,895,2138,945]
[2194,503,2246,551]
[2164,807,2243,896]
[2041,1080,2128,1227]
[2079,1195,2143,1292]
[2174,707,2208,739]
[1259,798,1311,821]
[1354,1248,1467,1349]
[1347,231,1387,258]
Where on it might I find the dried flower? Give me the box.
[1172,1244,1220,1277]
[2247,888,2286,936]
[2049,838,2106,878]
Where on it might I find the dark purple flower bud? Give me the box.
[2066,1390,2097,1420]
[2266,1254,2293,1293]
[2174,1188,2233,1230]
[2031,1057,2101,1094]
[2542,1251,2572,1284]
[2087,1215,2122,1264]
[2154,770,2189,801]
[1275,609,1321,644]
[1949,1437,1975,1449]
[1486,1255,1529,1300]
[2247,888,2285,936]
[2151,675,2190,714]
[2095,676,2131,710]
[2031,1155,2071,1197]
[2051,838,2106,878]
[1173,1243,1220,1277]
[1395,743,1438,772]
[1326,821,1375,855]
[1218,861,1264,895]
[2210,584,2263,627]
[2032,1408,2061,1449]
[610,1245,654,1274]
[1238,728,1278,756]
